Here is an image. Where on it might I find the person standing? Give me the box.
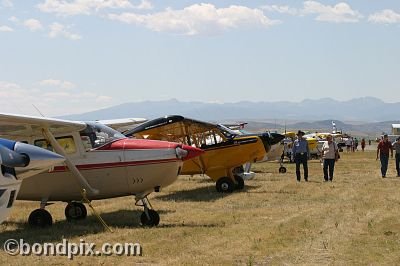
[321,135,339,182]
[354,138,359,151]
[393,137,400,177]
[361,138,366,152]
[345,138,352,153]
[376,134,393,178]
[292,130,310,182]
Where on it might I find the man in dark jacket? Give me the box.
[377,134,393,178]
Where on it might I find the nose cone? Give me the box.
[0,145,29,168]
[269,133,285,145]
[14,142,65,178]
[177,145,204,161]
[258,133,285,153]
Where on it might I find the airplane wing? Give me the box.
[0,113,97,195]
[96,118,147,133]
[0,113,86,139]
[284,132,296,138]
[125,115,219,146]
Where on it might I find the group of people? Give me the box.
[292,130,339,182]
[291,131,400,182]
[376,134,400,178]
[345,137,369,152]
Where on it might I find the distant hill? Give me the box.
[58,97,399,135]
[242,120,396,137]
[60,97,399,122]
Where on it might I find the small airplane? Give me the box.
[223,123,286,175]
[282,131,320,160]
[0,138,65,223]
[0,113,203,227]
[125,115,284,193]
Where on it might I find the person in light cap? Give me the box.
[292,130,309,182]
[321,134,339,182]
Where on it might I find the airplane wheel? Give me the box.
[216,177,234,193]
[65,202,87,221]
[140,209,160,227]
[279,166,287,174]
[234,175,245,190]
[28,209,53,227]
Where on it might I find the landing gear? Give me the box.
[65,202,87,221]
[140,210,160,226]
[28,209,53,227]
[137,197,160,227]
[234,175,245,190]
[279,166,287,173]
[216,177,234,193]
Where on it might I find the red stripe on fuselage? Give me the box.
[51,158,180,172]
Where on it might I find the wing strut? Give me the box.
[42,128,99,196]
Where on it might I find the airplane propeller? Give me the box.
[0,145,29,168]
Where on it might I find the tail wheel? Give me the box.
[216,177,234,193]
[279,166,287,173]
[65,202,87,221]
[140,209,160,227]
[234,175,245,190]
[28,209,53,227]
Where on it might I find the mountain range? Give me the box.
[59,97,399,135]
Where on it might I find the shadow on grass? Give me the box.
[155,184,261,202]
[0,209,174,245]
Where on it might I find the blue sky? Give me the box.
[0,0,399,116]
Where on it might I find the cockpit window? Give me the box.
[80,122,126,149]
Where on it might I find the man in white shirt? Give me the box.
[321,135,339,182]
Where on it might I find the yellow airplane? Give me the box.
[125,116,284,193]
[283,131,320,160]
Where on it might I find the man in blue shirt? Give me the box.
[292,130,310,182]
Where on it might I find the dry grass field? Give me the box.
[2,148,400,265]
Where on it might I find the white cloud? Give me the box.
[40,79,76,89]
[108,3,279,36]
[302,1,362,23]
[136,0,152,10]
[24,19,44,31]
[0,80,114,116]
[8,16,19,23]
[0,25,13,32]
[95,95,113,102]
[49,22,82,40]
[368,9,400,24]
[1,0,13,8]
[261,5,298,16]
[37,0,150,16]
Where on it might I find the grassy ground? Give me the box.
[1,149,400,265]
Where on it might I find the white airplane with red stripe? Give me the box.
[0,113,203,227]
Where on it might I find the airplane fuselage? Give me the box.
[15,132,185,202]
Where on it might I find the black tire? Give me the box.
[140,209,160,227]
[279,166,287,174]
[216,177,235,193]
[28,209,53,227]
[234,175,245,190]
[65,202,87,221]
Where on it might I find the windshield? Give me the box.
[80,122,126,149]
[217,124,237,139]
